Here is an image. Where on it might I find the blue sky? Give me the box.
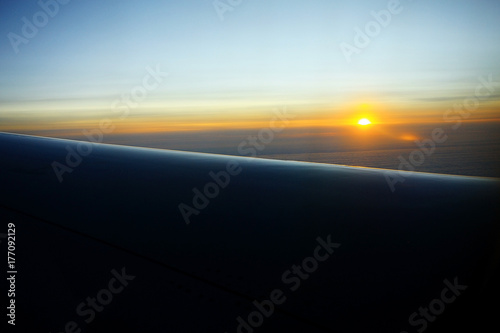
[1,0,500,123]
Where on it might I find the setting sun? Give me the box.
[358,118,371,126]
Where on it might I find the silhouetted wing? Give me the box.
[0,132,499,332]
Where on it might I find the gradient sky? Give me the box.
[1,0,500,134]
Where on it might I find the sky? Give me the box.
[1,0,500,136]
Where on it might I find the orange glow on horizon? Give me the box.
[1,100,499,137]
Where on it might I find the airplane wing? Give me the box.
[0,131,499,332]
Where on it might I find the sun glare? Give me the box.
[358,118,371,126]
